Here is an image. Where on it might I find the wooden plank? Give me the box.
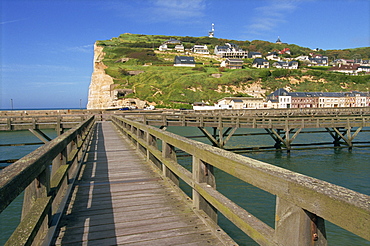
[53,121,226,245]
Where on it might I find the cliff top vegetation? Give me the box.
[97,33,370,109]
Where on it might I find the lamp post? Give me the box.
[11,99,13,110]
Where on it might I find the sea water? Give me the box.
[169,126,370,246]
[1,127,369,245]
[0,129,57,245]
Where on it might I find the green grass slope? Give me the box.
[97,33,370,109]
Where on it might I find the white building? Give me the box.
[191,45,209,54]
[278,96,291,108]
[158,44,168,51]
[216,97,265,109]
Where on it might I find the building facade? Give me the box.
[267,88,370,108]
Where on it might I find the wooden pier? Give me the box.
[1,109,370,245]
[52,121,230,245]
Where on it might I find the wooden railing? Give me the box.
[125,113,370,130]
[180,107,370,117]
[112,115,370,245]
[0,115,90,131]
[118,107,370,118]
[0,116,95,245]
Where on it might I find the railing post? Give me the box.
[274,197,327,245]
[22,166,50,217]
[143,115,147,125]
[51,148,67,177]
[32,117,37,130]
[146,132,162,169]
[162,141,179,186]
[77,130,83,160]
[192,157,217,222]
[22,164,51,242]
[68,137,79,178]
[56,115,62,135]
[137,129,146,154]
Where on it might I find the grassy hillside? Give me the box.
[97,33,370,109]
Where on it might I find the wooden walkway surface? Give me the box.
[52,121,225,246]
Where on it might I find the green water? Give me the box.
[0,129,57,245]
[170,126,370,245]
[1,127,369,245]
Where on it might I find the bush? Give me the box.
[192,66,206,72]
[258,69,271,79]
[272,69,290,78]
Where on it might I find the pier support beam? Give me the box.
[198,127,238,148]
[28,129,52,144]
[326,127,362,150]
[266,128,302,152]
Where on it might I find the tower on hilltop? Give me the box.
[276,36,282,44]
[208,23,215,38]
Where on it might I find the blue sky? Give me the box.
[1,0,369,109]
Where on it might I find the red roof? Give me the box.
[279,48,291,54]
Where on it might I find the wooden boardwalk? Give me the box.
[52,121,225,246]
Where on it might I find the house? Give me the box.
[214,45,229,56]
[252,58,270,68]
[279,48,291,55]
[266,52,280,61]
[214,43,248,58]
[216,97,265,109]
[191,45,209,54]
[273,61,288,69]
[295,55,310,61]
[288,61,299,69]
[165,38,182,44]
[318,92,348,108]
[247,52,262,59]
[158,44,168,51]
[174,56,196,67]
[267,88,370,108]
[193,102,218,110]
[328,64,360,75]
[357,66,370,73]
[224,58,243,69]
[273,60,299,69]
[333,59,353,65]
[308,57,329,66]
[174,44,185,52]
[290,92,323,108]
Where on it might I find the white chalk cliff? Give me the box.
[86,43,115,109]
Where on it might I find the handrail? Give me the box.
[0,115,95,245]
[112,115,370,245]
[0,114,90,131]
[117,107,370,117]
[128,113,370,130]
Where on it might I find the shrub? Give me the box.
[271,69,289,78]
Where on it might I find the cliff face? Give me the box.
[86,43,115,109]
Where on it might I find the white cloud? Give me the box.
[30,81,77,88]
[247,0,298,35]
[0,64,76,73]
[0,19,27,25]
[99,0,206,25]
[67,44,94,53]
[151,0,206,19]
